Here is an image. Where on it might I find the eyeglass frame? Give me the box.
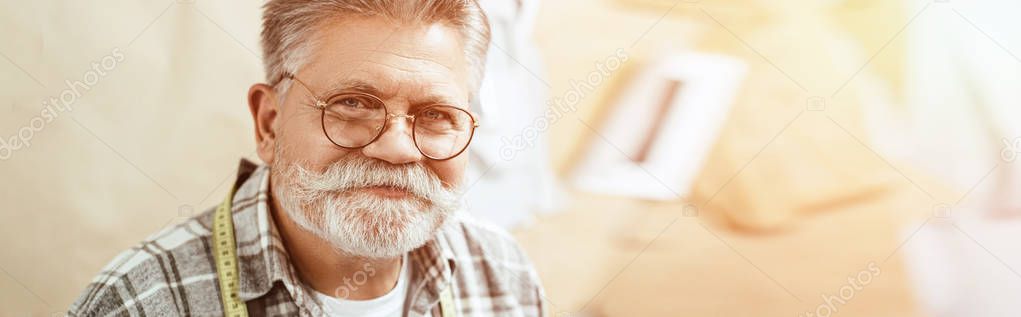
[280,72,481,161]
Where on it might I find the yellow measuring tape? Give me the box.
[212,189,457,316]
[212,190,249,317]
[439,285,457,317]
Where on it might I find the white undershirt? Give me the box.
[312,255,430,317]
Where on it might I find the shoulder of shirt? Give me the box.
[68,208,218,316]
[437,212,547,315]
[439,212,537,274]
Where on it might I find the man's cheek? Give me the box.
[428,160,466,188]
[278,136,329,170]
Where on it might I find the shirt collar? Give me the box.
[225,159,299,303]
[225,159,457,313]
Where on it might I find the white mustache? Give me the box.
[292,155,457,204]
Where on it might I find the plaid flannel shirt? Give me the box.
[69,159,546,316]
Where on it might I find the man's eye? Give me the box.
[338,97,363,108]
[330,96,383,111]
[423,109,449,120]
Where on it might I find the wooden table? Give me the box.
[514,184,936,316]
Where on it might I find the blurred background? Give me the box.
[2,0,1020,316]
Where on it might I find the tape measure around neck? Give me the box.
[213,190,249,317]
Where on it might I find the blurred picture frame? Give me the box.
[572,52,747,200]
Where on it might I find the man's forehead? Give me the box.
[304,17,471,101]
[309,17,467,69]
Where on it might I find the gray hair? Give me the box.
[260,0,491,98]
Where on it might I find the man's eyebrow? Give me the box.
[413,94,462,107]
[323,79,386,97]
[324,79,464,107]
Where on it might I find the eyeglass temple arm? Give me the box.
[280,72,326,107]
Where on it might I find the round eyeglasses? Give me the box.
[284,73,479,161]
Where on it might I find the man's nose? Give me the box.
[360,115,423,164]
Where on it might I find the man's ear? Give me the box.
[248,83,280,165]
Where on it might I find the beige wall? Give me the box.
[1,2,264,315]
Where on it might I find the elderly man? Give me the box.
[69,1,545,316]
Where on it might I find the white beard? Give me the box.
[271,154,461,259]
